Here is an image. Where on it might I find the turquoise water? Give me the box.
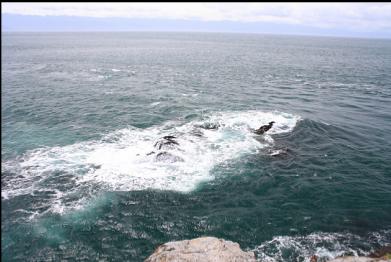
[2,32,391,261]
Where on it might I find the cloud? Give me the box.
[2,3,391,32]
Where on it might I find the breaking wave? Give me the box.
[1,110,300,216]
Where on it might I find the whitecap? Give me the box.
[251,230,390,262]
[150,102,161,107]
[2,110,301,215]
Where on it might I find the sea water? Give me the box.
[2,32,391,261]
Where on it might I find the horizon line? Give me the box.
[2,30,390,40]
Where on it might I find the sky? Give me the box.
[2,3,391,38]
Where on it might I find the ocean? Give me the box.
[2,32,391,261]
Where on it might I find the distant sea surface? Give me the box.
[2,32,391,261]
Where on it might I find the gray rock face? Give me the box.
[145,236,256,262]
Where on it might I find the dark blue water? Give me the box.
[2,32,391,261]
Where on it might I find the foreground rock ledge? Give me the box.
[145,236,256,262]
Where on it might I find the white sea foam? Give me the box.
[252,230,390,262]
[2,110,301,215]
[150,102,161,106]
[269,149,284,156]
[111,68,121,72]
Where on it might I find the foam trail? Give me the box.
[2,110,301,216]
[252,230,391,262]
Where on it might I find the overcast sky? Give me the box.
[2,3,391,38]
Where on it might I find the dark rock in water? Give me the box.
[145,236,256,262]
[196,122,220,130]
[154,136,179,150]
[154,140,179,150]
[89,164,101,169]
[254,121,275,135]
[151,136,183,161]
[163,135,176,140]
[155,152,184,162]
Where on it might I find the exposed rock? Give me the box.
[88,164,101,169]
[162,135,176,139]
[253,121,275,135]
[310,255,318,262]
[145,236,256,262]
[195,122,220,130]
[154,136,179,150]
